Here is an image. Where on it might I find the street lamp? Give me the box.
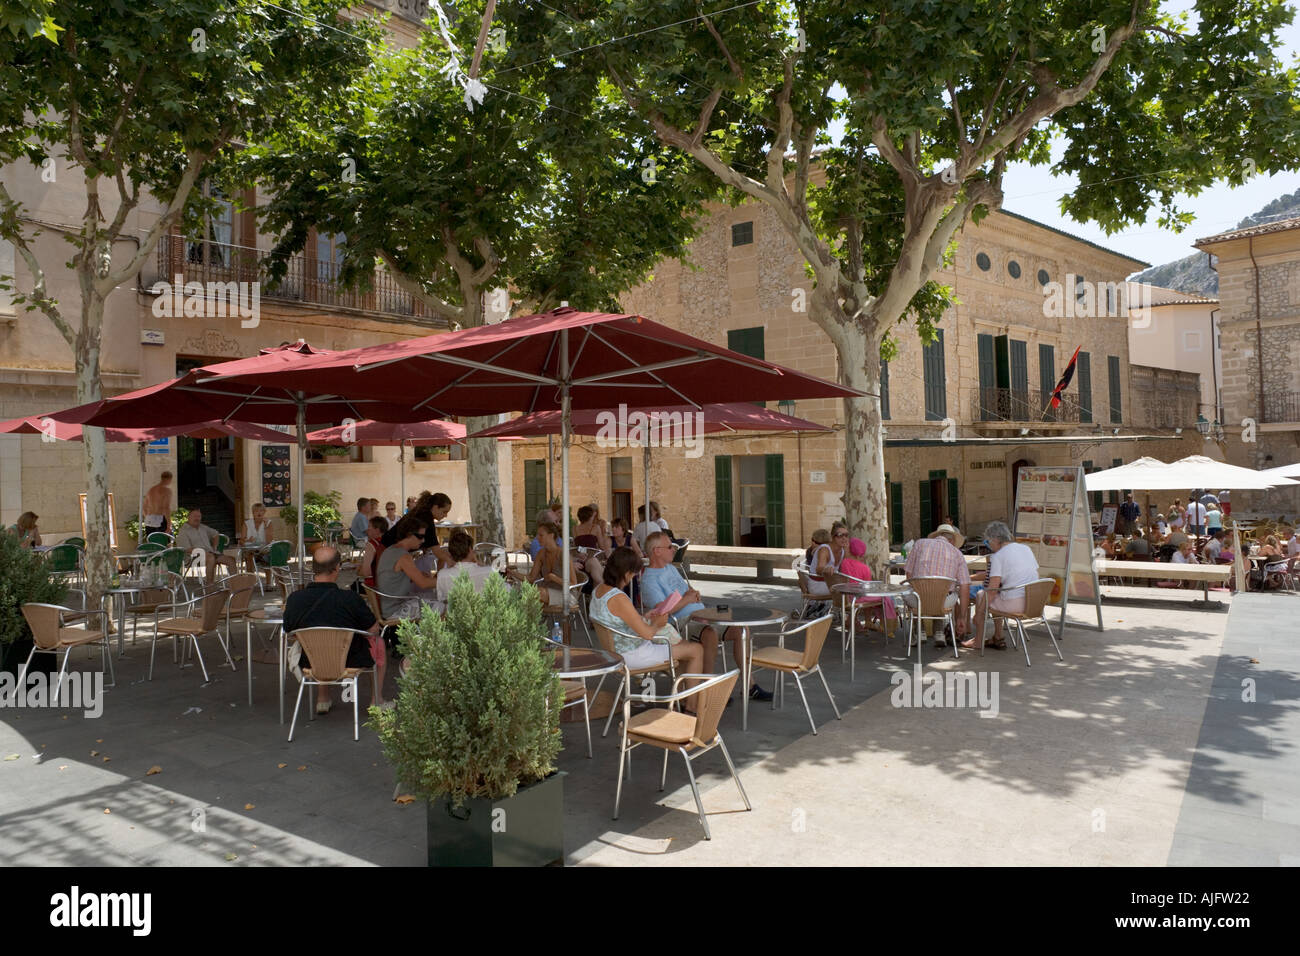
[778,399,796,417]
[1195,413,1210,437]
[1211,419,1223,441]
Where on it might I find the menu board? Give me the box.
[1012,465,1103,630]
[261,444,291,507]
[1098,503,1118,534]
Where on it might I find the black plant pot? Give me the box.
[426,771,566,867]
[0,636,53,678]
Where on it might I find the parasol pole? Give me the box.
[547,435,554,505]
[643,439,651,540]
[296,396,307,584]
[137,441,146,546]
[560,329,571,640]
[399,439,406,511]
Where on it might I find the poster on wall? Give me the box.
[78,492,117,551]
[261,444,291,508]
[1097,503,1118,534]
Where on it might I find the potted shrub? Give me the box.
[0,532,68,676]
[418,445,450,461]
[371,573,565,866]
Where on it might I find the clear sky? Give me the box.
[1001,2,1300,272]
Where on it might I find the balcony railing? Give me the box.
[1264,391,1300,424]
[971,387,1087,424]
[153,235,446,326]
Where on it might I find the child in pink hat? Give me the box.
[838,537,898,626]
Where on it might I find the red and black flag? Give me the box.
[1049,346,1081,409]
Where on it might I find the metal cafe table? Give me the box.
[832,580,913,681]
[687,605,786,731]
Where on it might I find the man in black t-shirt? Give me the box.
[284,546,385,713]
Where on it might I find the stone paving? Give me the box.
[0,568,1293,866]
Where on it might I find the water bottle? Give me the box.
[551,621,562,644]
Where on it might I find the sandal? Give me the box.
[985,639,1007,650]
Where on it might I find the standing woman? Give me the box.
[520,521,577,609]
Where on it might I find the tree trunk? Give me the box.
[829,315,890,572]
[76,290,112,607]
[455,284,506,545]
[465,417,505,545]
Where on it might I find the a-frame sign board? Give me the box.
[1011,465,1104,632]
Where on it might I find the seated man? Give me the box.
[905,524,971,646]
[641,531,772,701]
[964,521,1038,650]
[349,497,372,547]
[1204,529,1226,563]
[174,508,236,583]
[1125,533,1151,557]
[284,546,386,712]
[435,531,497,607]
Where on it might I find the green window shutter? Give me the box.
[879,359,891,420]
[977,334,995,390]
[889,481,904,545]
[714,456,733,546]
[764,454,786,548]
[923,328,947,421]
[1009,340,1029,393]
[523,459,547,523]
[1077,351,1093,423]
[1083,460,1101,513]
[1109,457,1122,505]
[1039,343,1055,413]
[1108,355,1122,423]
[728,327,766,408]
[947,478,959,528]
[918,480,932,536]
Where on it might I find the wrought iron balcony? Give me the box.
[153,234,446,326]
[970,387,1087,425]
[1263,391,1300,424]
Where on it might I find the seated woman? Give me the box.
[589,547,707,707]
[573,504,610,585]
[838,537,898,631]
[608,516,642,560]
[237,502,274,571]
[374,515,440,619]
[7,511,41,549]
[358,514,389,591]
[1258,534,1282,558]
[1101,532,1121,559]
[514,521,577,609]
[803,528,834,597]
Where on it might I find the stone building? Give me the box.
[1126,283,1223,424]
[1195,217,1300,516]
[0,2,509,542]
[507,203,1201,550]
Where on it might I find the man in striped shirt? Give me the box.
[903,524,970,644]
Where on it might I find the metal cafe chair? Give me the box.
[19,602,115,698]
[613,669,750,841]
[287,627,379,742]
[987,578,1064,665]
[902,575,959,668]
[748,615,842,735]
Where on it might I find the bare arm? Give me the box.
[396,553,438,590]
[607,590,668,640]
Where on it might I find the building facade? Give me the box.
[507,203,1201,550]
[1195,217,1300,516]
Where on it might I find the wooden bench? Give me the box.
[1094,559,1231,600]
[892,554,1230,601]
[685,545,806,581]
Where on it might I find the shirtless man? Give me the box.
[142,471,174,536]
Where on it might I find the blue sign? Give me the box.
[146,437,170,455]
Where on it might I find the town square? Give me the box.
[0,0,1296,920]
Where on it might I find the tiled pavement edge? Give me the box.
[1167,592,1300,866]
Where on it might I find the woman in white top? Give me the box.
[238,503,274,571]
[804,529,835,597]
[1170,540,1197,564]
